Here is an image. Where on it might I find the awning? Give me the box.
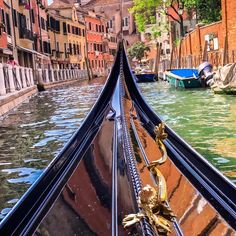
[0,48,13,55]
[3,48,13,55]
[17,46,50,60]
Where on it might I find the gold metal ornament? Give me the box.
[122,185,175,234]
[123,123,174,234]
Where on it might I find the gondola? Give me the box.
[135,73,157,83]
[0,42,236,235]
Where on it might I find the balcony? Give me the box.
[7,35,12,45]
[19,0,28,6]
[56,51,61,58]
[122,25,129,31]
[19,28,33,41]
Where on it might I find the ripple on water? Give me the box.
[140,81,236,183]
[2,167,43,184]
[0,80,103,218]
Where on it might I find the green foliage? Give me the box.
[130,0,221,38]
[127,42,150,62]
[174,38,182,46]
[196,0,221,24]
[129,0,160,32]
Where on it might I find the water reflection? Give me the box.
[140,81,236,183]
[0,79,104,219]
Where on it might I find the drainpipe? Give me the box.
[83,13,93,80]
[223,0,228,65]
[28,0,37,75]
[37,2,43,53]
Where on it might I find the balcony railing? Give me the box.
[19,0,28,6]
[56,51,61,58]
[19,28,33,41]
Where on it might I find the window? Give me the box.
[73,44,76,55]
[89,22,91,30]
[13,9,17,27]
[67,24,70,33]
[41,17,46,30]
[69,43,72,54]
[122,17,129,27]
[56,42,59,52]
[56,20,60,32]
[64,43,67,57]
[109,19,112,28]
[47,15,50,29]
[31,9,35,24]
[63,22,67,34]
[1,9,6,32]
[5,13,11,36]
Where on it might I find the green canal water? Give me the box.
[140,81,236,183]
[0,79,236,220]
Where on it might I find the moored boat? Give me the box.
[209,63,236,95]
[0,42,235,235]
[135,73,157,83]
[165,68,203,88]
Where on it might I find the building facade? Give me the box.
[8,0,51,68]
[84,11,109,76]
[0,0,13,62]
[82,0,140,46]
[31,0,51,69]
[47,3,86,69]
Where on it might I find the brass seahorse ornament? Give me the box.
[123,123,174,234]
[122,185,175,234]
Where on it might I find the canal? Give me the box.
[0,79,236,220]
[0,79,104,220]
[140,81,236,183]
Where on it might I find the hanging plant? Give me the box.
[209,33,216,41]
[0,22,5,28]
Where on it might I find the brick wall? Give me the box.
[179,21,223,58]
[172,0,236,68]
